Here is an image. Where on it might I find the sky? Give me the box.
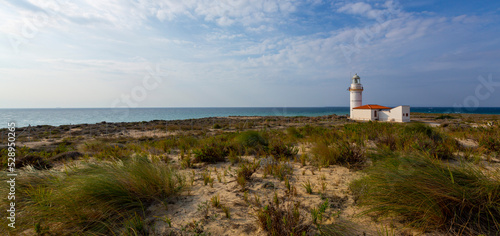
[1,0,500,108]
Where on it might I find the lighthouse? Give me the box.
[348,73,363,117]
[348,73,411,122]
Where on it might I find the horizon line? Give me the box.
[1,106,500,109]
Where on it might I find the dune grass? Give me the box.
[350,155,500,235]
[3,156,185,235]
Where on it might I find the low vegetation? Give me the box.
[1,113,499,235]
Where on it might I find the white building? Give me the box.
[348,74,410,122]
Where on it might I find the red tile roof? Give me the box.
[353,104,391,110]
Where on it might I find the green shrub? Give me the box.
[404,123,440,141]
[412,138,456,160]
[177,135,198,152]
[350,155,500,235]
[193,137,230,163]
[286,126,304,139]
[234,130,268,155]
[299,125,329,137]
[435,115,455,120]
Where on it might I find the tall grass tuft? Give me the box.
[350,155,500,235]
[14,156,185,235]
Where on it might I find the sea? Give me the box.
[1,107,500,128]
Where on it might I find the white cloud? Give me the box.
[1,0,500,107]
[134,0,300,28]
[338,2,373,15]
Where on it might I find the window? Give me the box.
[374,110,377,117]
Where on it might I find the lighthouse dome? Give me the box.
[351,73,361,84]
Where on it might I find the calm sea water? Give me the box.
[1,107,499,128]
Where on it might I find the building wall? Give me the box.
[351,109,373,121]
[352,106,410,122]
[399,106,411,122]
[377,109,389,121]
[379,106,410,122]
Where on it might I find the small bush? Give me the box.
[262,161,293,181]
[193,137,230,163]
[257,200,310,236]
[350,155,500,235]
[376,134,397,151]
[311,140,365,168]
[228,150,242,165]
[234,130,268,155]
[311,200,329,225]
[268,140,298,159]
[435,115,455,120]
[404,123,442,141]
[479,136,500,153]
[236,130,268,147]
[286,126,304,139]
[236,161,259,188]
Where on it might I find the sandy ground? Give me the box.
[146,154,372,236]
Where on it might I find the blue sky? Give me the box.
[1,0,500,108]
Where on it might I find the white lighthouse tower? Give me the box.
[349,73,363,118]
